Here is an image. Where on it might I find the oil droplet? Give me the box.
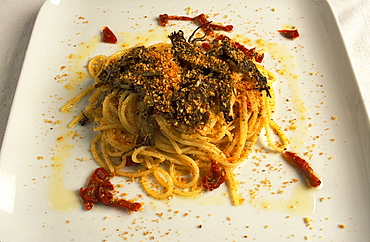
[263,42,309,150]
[251,185,316,216]
[64,36,100,92]
[118,27,170,48]
[73,36,101,70]
[48,133,79,212]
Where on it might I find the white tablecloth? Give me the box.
[0,0,369,149]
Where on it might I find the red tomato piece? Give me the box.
[79,167,142,212]
[278,29,300,39]
[202,160,226,191]
[102,26,118,44]
[284,151,321,188]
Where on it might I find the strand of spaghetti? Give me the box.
[173,187,203,196]
[222,130,233,143]
[156,115,228,164]
[224,166,245,206]
[169,163,197,189]
[90,133,109,170]
[186,160,210,170]
[169,154,200,188]
[152,166,174,190]
[180,119,227,143]
[228,133,259,166]
[134,149,166,163]
[102,93,119,125]
[102,127,129,152]
[222,111,245,156]
[194,113,219,136]
[87,88,104,105]
[60,84,95,112]
[269,119,289,148]
[223,92,256,157]
[101,134,116,173]
[116,168,152,178]
[226,131,261,167]
[246,92,263,137]
[156,117,223,160]
[160,127,183,154]
[261,90,287,152]
[143,156,154,170]
[180,147,211,161]
[131,144,200,187]
[117,155,127,168]
[137,147,200,189]
[118,92,139,135]
[117,91,133,126]
[67,88,105,128]
[256,63,276,84]
[246,111,259,138]
[124,94,140,133]
[116,153,142,170]
[244,133,260,158]
[214,135,232,146]
[155,144,209,164]
[157,166,202,197]
[131,146,150,164]
[107,102,121,125]
[264,85,287,147]
[93,124,123,131]
[141,167,174,199]
[232,95,249,159]
[267,86,276,113]
[248,95,265,136]
[222,127,239,156]
[104,141,123,157]
[67,112,84,129]
[88,55,107,79]
[155,131,187,154]
[155,139,179,154]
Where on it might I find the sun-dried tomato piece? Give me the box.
[110,199,142,212]
[278,29,300,39]
[102,26,118,44]
[284,151,321,188]
[79,187,94,210]
[79,167,142,212]
[158,13,233,35]
[202,160,226,191]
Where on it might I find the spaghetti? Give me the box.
[63,28,291,208]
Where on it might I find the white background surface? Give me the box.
[0,0,369,150]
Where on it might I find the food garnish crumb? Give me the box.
[185,7,192,15]
[304,217,312,225]
[339,224,346,229]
